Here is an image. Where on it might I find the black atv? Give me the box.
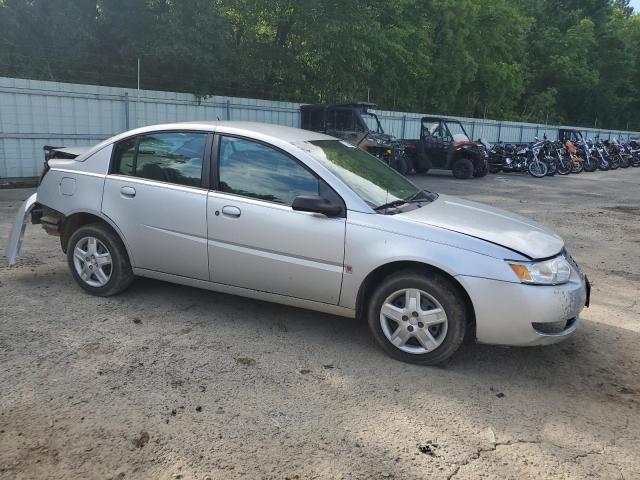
[404,117,488,179]
[300,102,409,174]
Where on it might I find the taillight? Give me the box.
[38,159,50,185]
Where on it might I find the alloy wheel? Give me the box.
[72,236,113,287]
[379,288,448,354]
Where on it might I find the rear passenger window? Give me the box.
[112,132,206,188]
[113,137,137,176]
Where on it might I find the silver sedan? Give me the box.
[6,122,589,364]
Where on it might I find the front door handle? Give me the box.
[221,205,241,218]
[120,186,136,198]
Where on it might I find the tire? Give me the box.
[451,158,474,179]
[620,156,630,168]
[367,270,467,366]
[394,155,409,175]
[584,156,598,172]
[528,160,548,178]
[67,223,134,296]
[610,157,620,170]
[598,159,610,171]
[545,159,558,176]
[473,161,488,178]
[557,160,572,175]
[489,165,502,174]
[570,161,583,174]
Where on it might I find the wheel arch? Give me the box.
[355,260,476,337]
[60,210,134,266]
[447,148,478,169]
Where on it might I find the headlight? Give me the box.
[507,256,572,285]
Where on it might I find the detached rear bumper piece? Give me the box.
[5,193,38,265]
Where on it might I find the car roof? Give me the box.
[128,121,335,143]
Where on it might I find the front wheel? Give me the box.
[557,159,572,175]
[584,156,598,172]
[452,158,474,179]
[67,223,134,296]
[545,159,558,176]
[473,161,489,178]
[620,156,630,168]
[394,155,409,175]
[367,271,467,365]
[571,161,584,174]
[528,160,548,178]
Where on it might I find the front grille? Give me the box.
[532,317,577,335]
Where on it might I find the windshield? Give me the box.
[445,121,470,141]
[361,113,383,133]
[294,140,428,209]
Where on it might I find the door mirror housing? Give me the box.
[292,195,343,217]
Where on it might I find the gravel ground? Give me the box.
[1,168,639,480]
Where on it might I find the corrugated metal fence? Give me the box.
[1,76,638,178]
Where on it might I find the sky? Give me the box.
[632,0,640,12]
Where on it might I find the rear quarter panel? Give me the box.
[36,145,112,216]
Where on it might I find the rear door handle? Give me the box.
[221,205,241,218]
[120,186,136,198]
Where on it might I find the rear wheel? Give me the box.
[67,223,134,296]
[452,158,474,179]
[367,271,467,365]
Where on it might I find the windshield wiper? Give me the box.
[373,199,407,211]
[374,190,433,212]
[405,189,435,203]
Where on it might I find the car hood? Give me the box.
[400,194,564,259]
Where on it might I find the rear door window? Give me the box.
[112,132,207,188]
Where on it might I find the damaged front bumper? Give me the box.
[5,193,38,266]
[457,268,588,347]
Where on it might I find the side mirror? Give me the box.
[292,195,342,217]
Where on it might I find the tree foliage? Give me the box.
[1,0,639,130]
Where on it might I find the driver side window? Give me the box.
[218,136,319,205]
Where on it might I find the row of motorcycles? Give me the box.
[485,135,640,178]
